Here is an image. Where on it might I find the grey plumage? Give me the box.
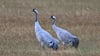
[33,9,59,50]
[50,16,79,48]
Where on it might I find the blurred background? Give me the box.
[0,0,100,56]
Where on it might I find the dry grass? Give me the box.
[0,0,100,56]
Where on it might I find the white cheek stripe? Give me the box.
[35,10,38,14]
[53,16,56,19]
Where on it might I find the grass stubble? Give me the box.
[0,0,100,56]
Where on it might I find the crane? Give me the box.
[50,16,79,48]
[33,9,59,50]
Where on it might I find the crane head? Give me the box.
[51,16,56,20]
[33,8,39,14]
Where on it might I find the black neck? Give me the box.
[35,13,38,22]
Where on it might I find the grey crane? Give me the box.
[50,16,79,48]
[33,9,59,50]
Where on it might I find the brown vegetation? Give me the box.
[0,0,100,56]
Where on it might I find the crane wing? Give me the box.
[36,30,54,44]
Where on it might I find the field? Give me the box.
[0,0,100,56]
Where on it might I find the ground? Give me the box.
[0,0,100,56]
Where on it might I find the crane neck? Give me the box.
[34,13,43,32]
[52,20,58,29]
[52,21,59,32]
[35,13,38,22]
[52,19,56,25]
